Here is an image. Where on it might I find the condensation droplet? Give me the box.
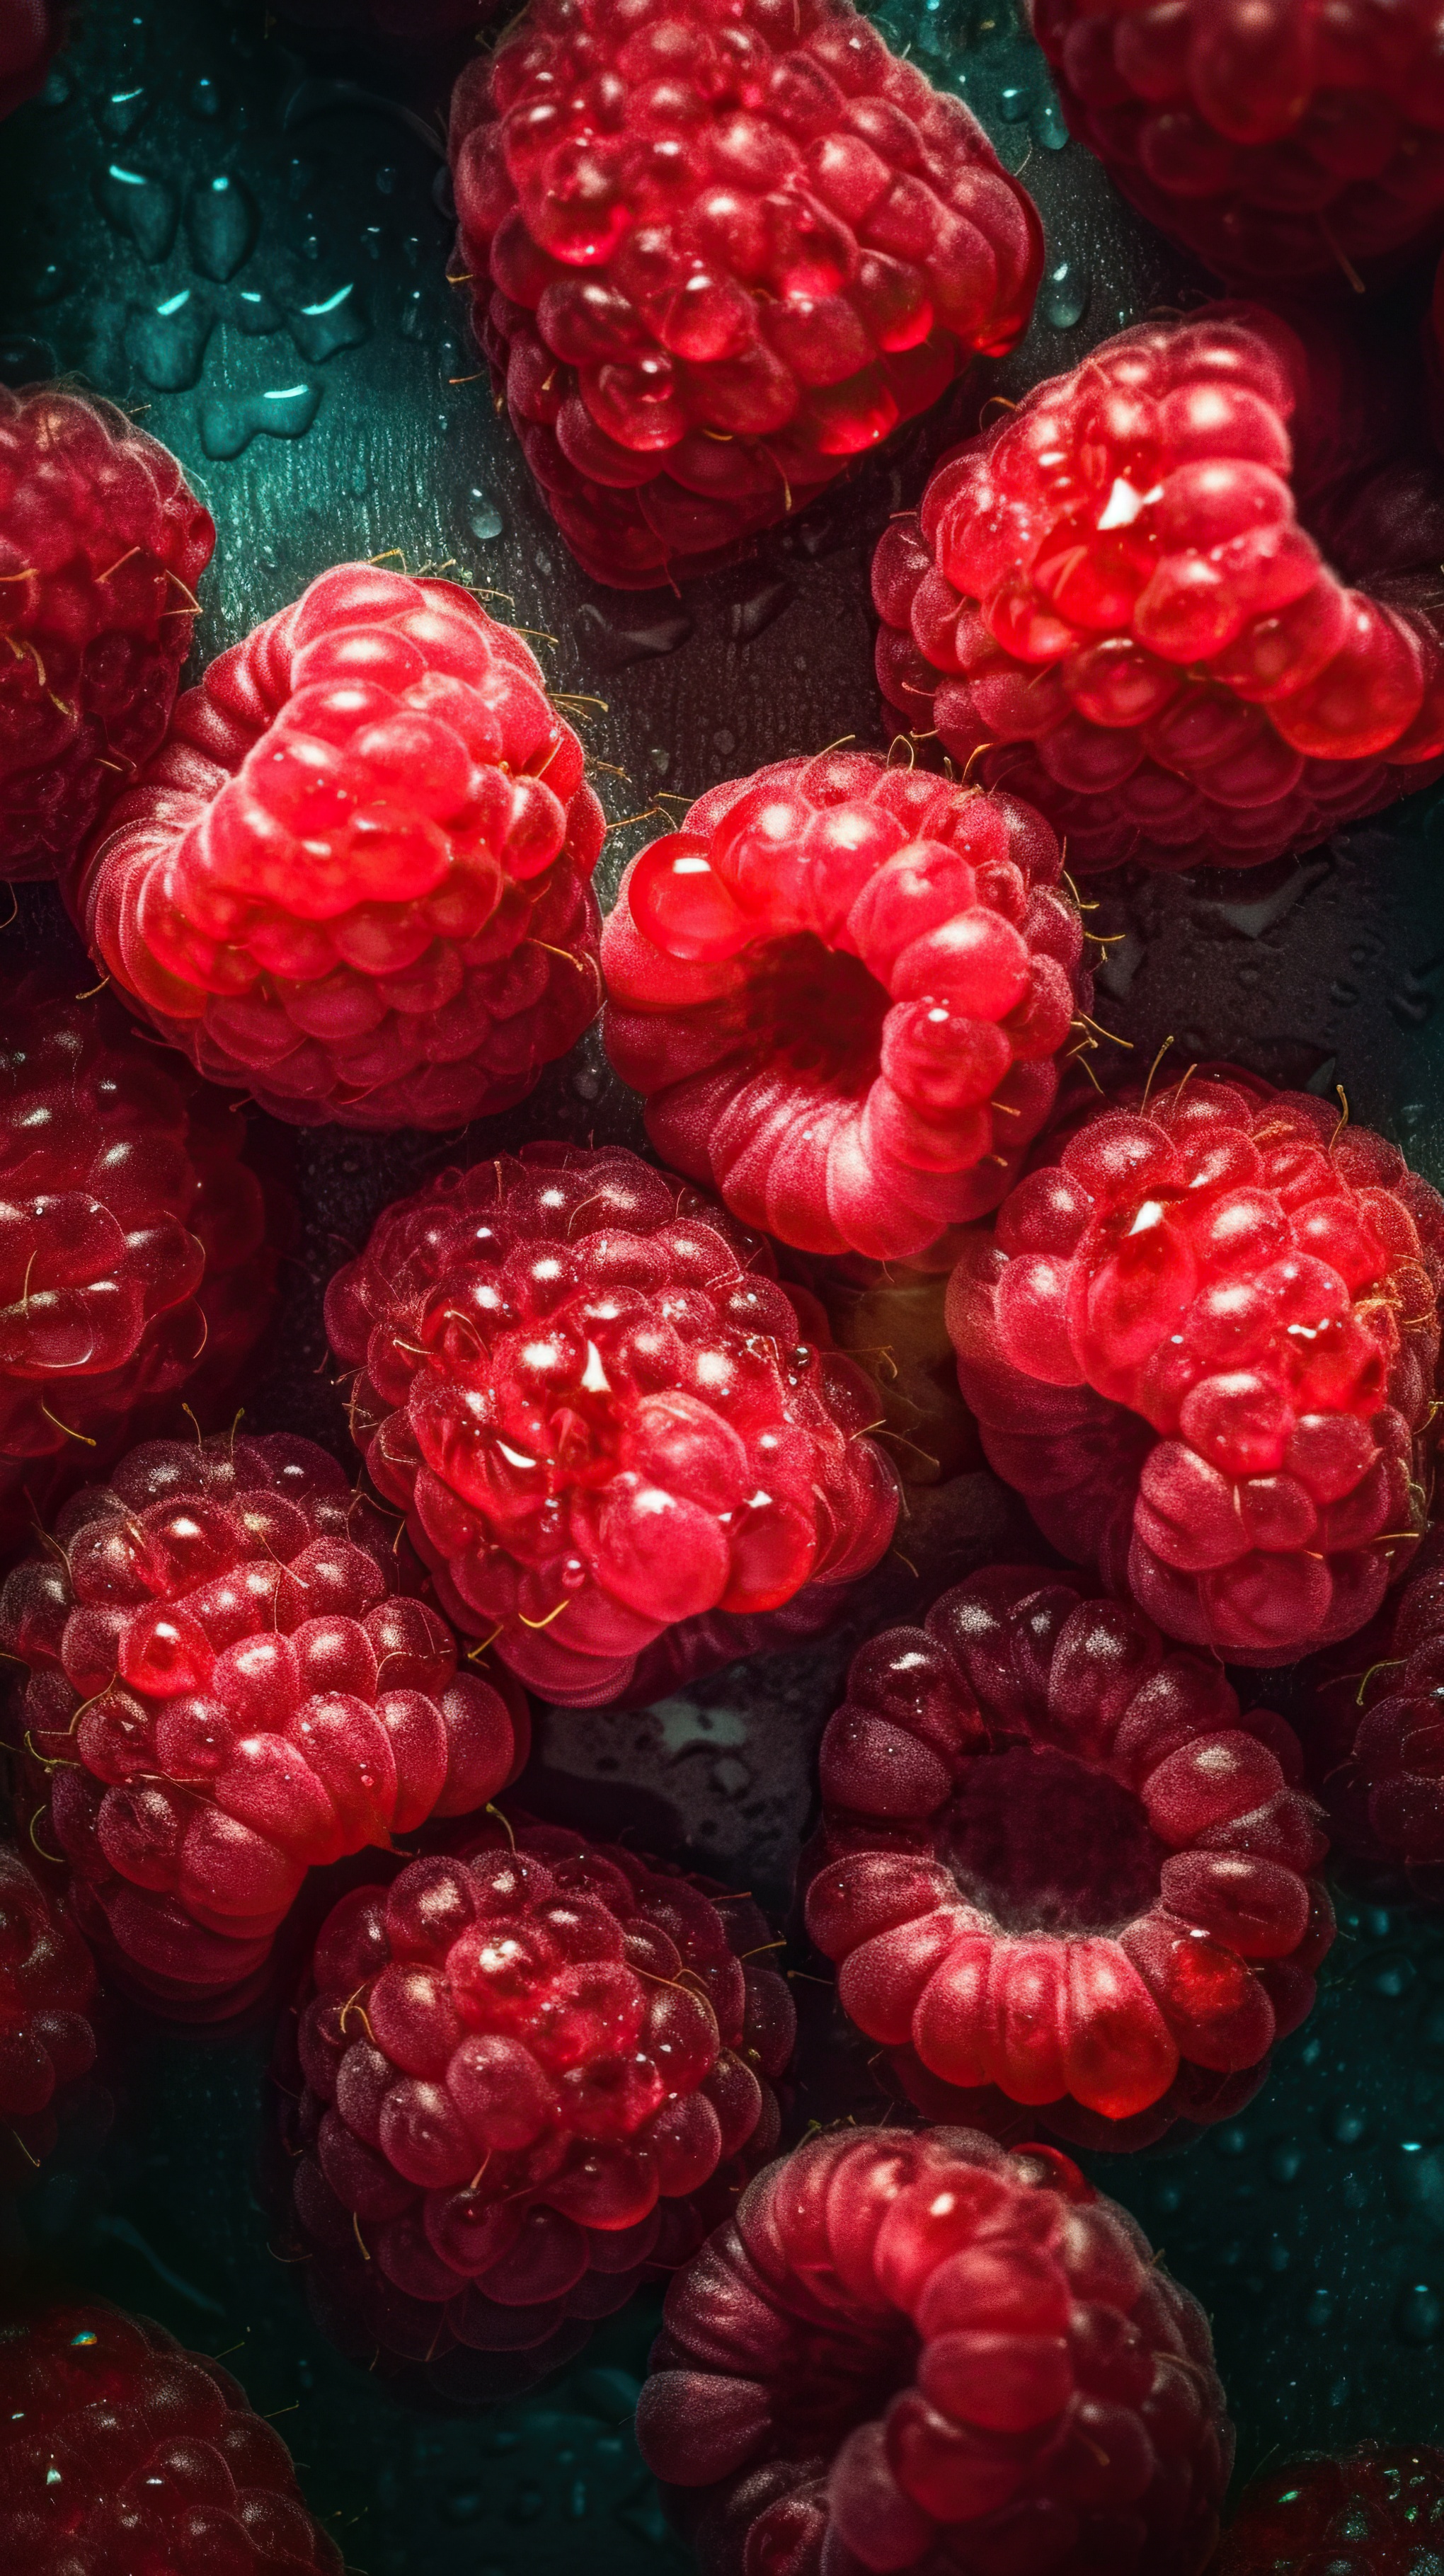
[98,86,148,140]
[199,379,321,460]
[188,76,222,119]
[1043,258,1089,330]
[1035,91,1070,149]
[1397,2282,1443,2345]
[233,287,282,335]
[187,173,258,282]
[399,287,428,340]
[467,488,503,541]
[96,163,178,263]
[288,282,369,362]
[125,288,214,392]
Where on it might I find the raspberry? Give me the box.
[946,1067,1444,1667]
[601,749,1090,1268]
[1032,0,1444,294]
[637,2124,1232,2576]
[806,1565,1330,2151]
[0,389,213,882]
[447,0,1043,589]
[0,4,62,122]
[72,563,604,1132]
[0,1845,96,2175]
[324,1142,900,1704]
[0,1432,529,2016]
[0,967,275,1555]
[274,1817,795,2405]
[1304,1524,1444,1900]
[873,304,1444,874]
[0,2296,342,2575]
[1216,2446,1444,2575]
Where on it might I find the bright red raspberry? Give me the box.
[0,1846,96,2175]
[274,1817,795,2405]
[324,1142,900,1705]
[0,389,213,882]
[806,1565,1330,2154]
[601,749,1090,1267]
[0,1432,529,2016]
[1303,1523,1444,1899]
[637,2124,1232,2576]
[1032,0,1444,294]
[0,4,63,120]
[1216,2446,1444,2575]
[71,563,604,1131]
[447,0,1043,589]
[873,304,1444,873]
[0,2296,342,2575]
[946,1069,1444,1667]
[0,968,275,1555]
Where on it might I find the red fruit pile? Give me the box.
[0,1845,96,2173]
[873,304,1444,873]
[325,1142,899,1705]
[0,967,275,1553]
[72,563,604,1131]
[946,1069,1444,1667]
[1305,1524,1444,1902]
[1215,2444,1444,2575]
[602,749,1089,1267]
[0,2,62,122]
[277,1818,794,2403]
[0,2296,341,2575]
[0,389,213,880]
[807,1565,1331,2152]
[637,2123,1232,2576]
[0,1432,528,2015]
[1033,0,1444,293]
[447,0,1042,587]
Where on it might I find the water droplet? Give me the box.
[399,287,428,340]
[98,86,147,139]
[199,379,321,460]
[709,1754,752,1798]
[360,224,384,261]
[1268,2142,1304,2185]
[1397,2282,1443,2345]
[187,173,258,282]
[376,163,398,195]
[1043,258,1089,330]
[1302,2288,1333,2330]
[21,260,69,309]
[188,76,222,119]
[574,601,694,670]
[997,82,1030,120]
[96,163,178,263]
[287,156,317,202]
[1034,91,1070,149]
[125,288,214,392]
[233,287,282,335]
[40,65,71,108]
[727,574,794,645]
[1325,2103,1368,2146]
[466,487,503,542]
[287,282,368,362]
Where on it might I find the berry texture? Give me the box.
[447,0,1043,588]
[275,1818,795,2404]
[874,304,1444,873]
[0,1433,529,2014]
[0,2297,342,2576]
[0,387,213,881]
[637,2123,1232,2576]
[325,1143,899,1705]
[1305,1524,1444,1901]
[0,968,275,1555]
[72,563,604,1132]
[806,1565,1331,2152]
[0,4,62,122]
[601,749,1090,1268]
[0,1844,96,2173]
[1215,2445,1444,2575]
[946,1069,1444,1667]
[1033,0,1444,293]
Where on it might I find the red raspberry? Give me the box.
[637,2123,1232,2576]
[0,968,275,1555]
[0,1846,96,2175]
[71,563,604,1132]
[0,389,213,882]
[806,1565,1331,2152]
[275,1817,795,2405]
[1303,1523,1444,1900]
[0,2296,341,2575]
[1216,2446,1444,2575]
[324,1142,900,1705]
[0,1432,529,2016]
[873,304,1444,873]
[0,4,62,121]
[1032,0,1444,294]
[601,749,1090,1268]
[447,0,1043,589]
[946,1068,1444,1667]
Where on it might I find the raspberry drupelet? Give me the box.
[325,1143,900,1706]
[1304,1524,1444,1902]
[275,1817,795,2404]
[946,1068,1444,1668]
[0,388,213,880]
[1032,0,1444,294]
[0,967,275,1555]
[1215,2445,1444,2575]
[806,1565,1330,2151]
[0,1433,529,2016]
[873,304,1444,873]
[447,0,1043,589]
[0,1845,96,2175]
[601,750,1091,1268]
[71,563,604,1132]
[0,2296,342,2575]
[0,4,63,122]
[637,2124,1232,2576]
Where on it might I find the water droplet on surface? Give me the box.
[1326,2103,1368,2146]
[1043,258,1088,330]
[728,575,794,645]
[188,76,222,119]
[233,287,282,335]
[467,488,503,541]
[1397,2281,1443,2344]
[21,260,69,308]
[199,379,321,460]
[376,163,398,195]
[1035,91,1070,149]
[96,163,178,263]
[399,287,428,340]
[40,65,71,107]
[287,282,368,362]
[573,601,694,670]
[125,288,214,391]
[997,82,1030,120]
[187,173,258,282]
[98,86,147,139]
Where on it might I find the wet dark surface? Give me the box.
[4,0,1444,2565]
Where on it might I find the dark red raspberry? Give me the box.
[71,563,604,1132]
[1303,1523,1444,1900]
[1032,0,1444,294]
[0,2296,342,2575]
[1215,2445,1444,2575]
[447,0,1043,588]
[637,2123,1232,2576]
[0,1432,529,2016]
[0,389,213,882]
[0,967,275,1555]
[324,1142,899,1705]
[946,1068,1444,1667]
[0,4,62,121]
[806,1565,1330,2152]
[873,304,1444,873]
[275,1817,795,2405]
[0,1845,96,2174]
[601,749,1090,1268]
